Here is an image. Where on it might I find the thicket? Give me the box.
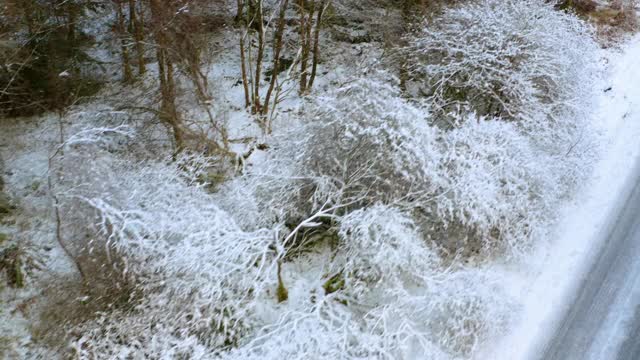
[1,0,613,358]
[38,1,601,358]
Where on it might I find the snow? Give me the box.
[0,1,637,358]
[486,34,640,360]
[589,251,640,360]
[0,115,59,358]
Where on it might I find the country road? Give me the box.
[538,35,640,360]
[540,164,640,360]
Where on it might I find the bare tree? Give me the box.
[142,0,230,154]
[148,0,184,151]
[299,0,329,93]
[238,0,329,133]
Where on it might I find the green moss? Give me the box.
[276,261,288,303]
[276,280,288,303]
[0,193,14,215]
[30,181,41,192]
[284,227,339,261]
[322,272,345,295]
[0,233,8,245]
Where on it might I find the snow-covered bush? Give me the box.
[38,0,600,355]
[69,155,278,355]
[56,56,598,357]
[220,74,442,230]
[424,118,555,258]
[338,205,438,293]
[395,0,600,257]
[214,205,517,360]
[225,73,578,260]
[206,76,556,357]
[405,0,598,131]
[44,129,275,357]
[49,100,523,359]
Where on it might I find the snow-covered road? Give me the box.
[541,163,640,360]
[535,36,640,360]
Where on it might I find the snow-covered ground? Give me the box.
[0,115,62,358]
[487,34,640,360]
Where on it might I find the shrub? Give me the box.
[231,72,584,260]
[224,73,441,228]
[50,128,275,357]
[404,0,598,131]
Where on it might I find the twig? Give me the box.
[47,113,85,280]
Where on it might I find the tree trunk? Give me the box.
[308,0,326,91]
[19,1,36,37]
[252,0,265,114]
[116,1,133,83]
[262,0,290,119]
[235,0,244,22]
[165,58,183,151]
[298,0,310,94]
[65,3,78,43]
[240,32,251,108]
[129,0,146,75]
[150,0,183,151]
